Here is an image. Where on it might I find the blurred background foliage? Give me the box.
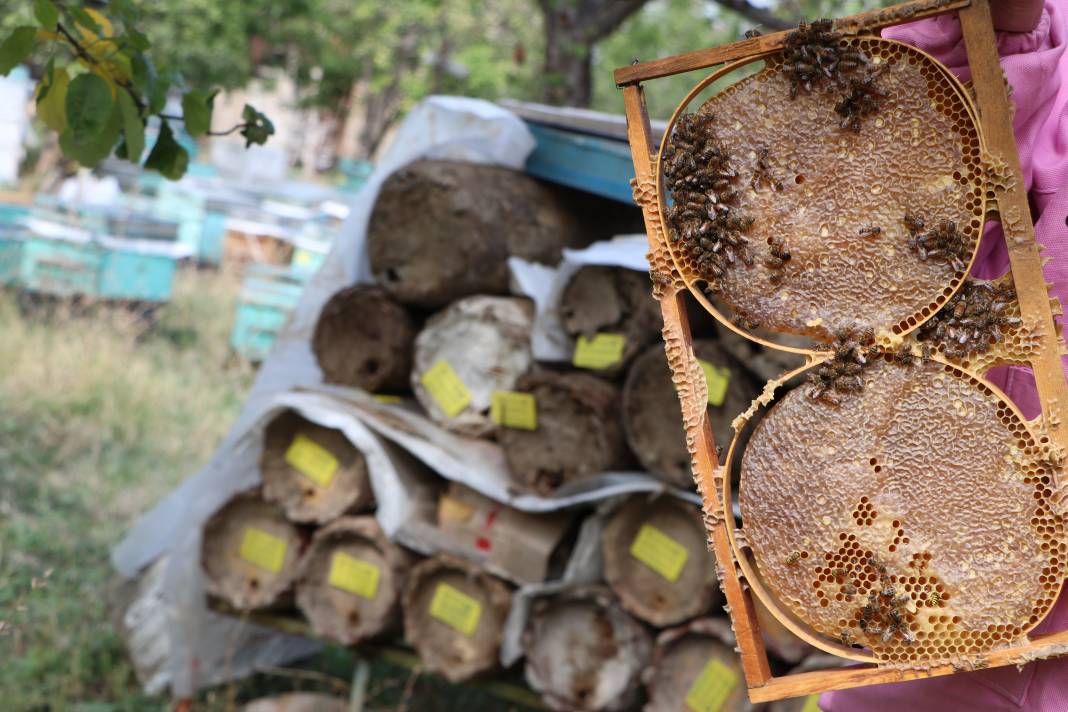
[4,0,890,164]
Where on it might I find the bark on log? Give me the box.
[411,296,534,436]
[601,496,720,627]
[559,266,662,378]
[260,410,374,524]
[368,160,595,309]
[523,586,652,712]
[499,370,632,495]
[643,618,756,712]
[295,517,412,646]
[401,555,512,683]
[201,490,303,610]
[312,285,417,393]
[622,340,759,488]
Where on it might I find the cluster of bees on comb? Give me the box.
[662,111,756,291]
[854,559,917,645]
[917,279,1020,358]
[903,213,972,272]
[808,326,875,406]
[782,19,887,132]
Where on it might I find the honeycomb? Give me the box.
[658,38,985,342]
[737,355,1065,663]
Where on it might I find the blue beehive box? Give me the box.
[230,264,308,361]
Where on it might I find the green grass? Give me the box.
[0,268,254,710]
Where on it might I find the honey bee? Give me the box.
[839,629,854,646]
[785,550,802,566]
[842,583,857,596]
[744,28,763,38]
[859,225,882,238]
[903,212,926,234]
[927,591,942,606]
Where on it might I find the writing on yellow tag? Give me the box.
[630,524,689,582]
[429,583,482,637]
[373,394,403,404]
[239,527,287,573]
[802,695,823,712]
[573,333,625,370]
[699,359,731,407]
[420,360,471,418]
[284,433,339,487]
[490,390,537,430]
[685,658,738,712]
[328,552,380,600]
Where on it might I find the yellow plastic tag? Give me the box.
[420,361,471,418]
[429,583,482,637]
[630,524,689,582]
[573,333,625,370]
[284,433,339,487]
[238,527,287,573]
[699,360,731,407]
[490,390,537,430]
[328,552,380,600]
[802,695,823,712]
[373,394,403,404]
[685,658,738,712]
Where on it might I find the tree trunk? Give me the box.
[201,491,302,610]
[402,555,512,683]
[259,410,375,524]
[537,0,651,107]
[367,160,597,308]
[644,618,753,712]
[601,496,721,627]
[313,285,418,393]
[523,587,652,712]
[295,516,413,645]
[499,370,632,495]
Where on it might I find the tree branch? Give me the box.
[709,0,794,31]
[580,0,651,42]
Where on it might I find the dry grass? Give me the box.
[0,268,254,709]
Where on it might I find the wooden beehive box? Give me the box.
[617,0,1068,701]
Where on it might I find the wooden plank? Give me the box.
[623,82,774,688]
[613,0,970,86]
[523,123,638,204]
[750,627,1068,702]
[958,0,1068,464]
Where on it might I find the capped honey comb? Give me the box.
[736,355,1064,663]
[659,38,985,342]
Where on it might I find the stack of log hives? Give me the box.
[199,160,827,710]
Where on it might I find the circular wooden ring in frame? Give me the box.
[721,353,1066,664]
[655,37,987,349]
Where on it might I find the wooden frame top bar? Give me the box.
[613,0,970,86]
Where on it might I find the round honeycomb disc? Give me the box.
[737,356,1064,662]
[659,38,985,342]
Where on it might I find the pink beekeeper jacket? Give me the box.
[822,2,1068,709]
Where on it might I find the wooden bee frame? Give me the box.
[617,0,1068,701]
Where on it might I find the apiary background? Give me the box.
[108,95,832,709]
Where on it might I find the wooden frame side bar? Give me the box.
[613,0,970,86]
[622,82,774,688]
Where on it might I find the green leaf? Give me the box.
[69,7,102,36]
[0,26,37,76]
[117,91,144,162]
[144,122,189,180]
[59,105,119,168]
[33,0,58,29]
[181,89,217,137]
[109,0,137,19]
[126,26,150,51]
[240,104,275,147]
[66,74,115,141]
[37,65,69,132]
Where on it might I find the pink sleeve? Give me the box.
[822,4,1068,710]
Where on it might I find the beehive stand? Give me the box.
[618,0,1068,701]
